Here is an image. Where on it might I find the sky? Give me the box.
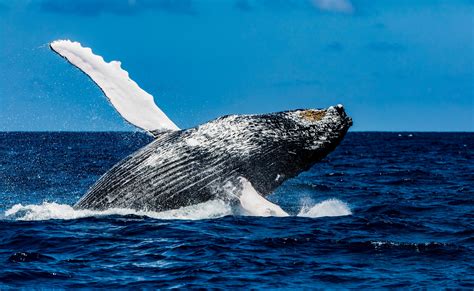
[0,0,473,131]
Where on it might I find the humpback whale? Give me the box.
[50,40,352,216]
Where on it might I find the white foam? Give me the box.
[297,198,352,218]
[4,198,352,221]
[4,200,232,221]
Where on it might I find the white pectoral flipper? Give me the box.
[238,177,289,217]
[50,40,179,135]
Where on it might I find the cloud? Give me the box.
[233,0,354,14]
[311,0,353,13]
[37,0,196,16]
[33,0,356,17]
[261,0,303,10]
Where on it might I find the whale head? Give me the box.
[284,104,353,152]
[204,104,352,197]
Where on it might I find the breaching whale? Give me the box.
[50,40,352,216]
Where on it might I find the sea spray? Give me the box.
[297,198,352,218]
[4,198,352,221]
[4,200,233,221]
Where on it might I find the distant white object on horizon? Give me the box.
[50,40,179,134]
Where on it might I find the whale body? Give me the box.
[75,107,352,213]
[50,40,352,215]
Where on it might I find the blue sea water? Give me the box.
[0,132,472,288]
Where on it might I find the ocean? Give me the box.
[0,132,472,288]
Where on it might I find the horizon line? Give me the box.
[0,130,472,133]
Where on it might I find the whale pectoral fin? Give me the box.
[237,177,289,217]
[50,40,180,136]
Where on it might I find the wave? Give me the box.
[3,198,351,221]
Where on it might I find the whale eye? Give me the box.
[300,110,326,122]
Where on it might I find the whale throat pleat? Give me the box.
[74,131,244,211]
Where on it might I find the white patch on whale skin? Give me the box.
[185,137,201,147]
[144,154,161,167]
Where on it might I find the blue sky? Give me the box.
[0,0,473,131]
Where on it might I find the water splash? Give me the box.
[297,198,352,218]
[4,200,233,221]
[4,198,351,221]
